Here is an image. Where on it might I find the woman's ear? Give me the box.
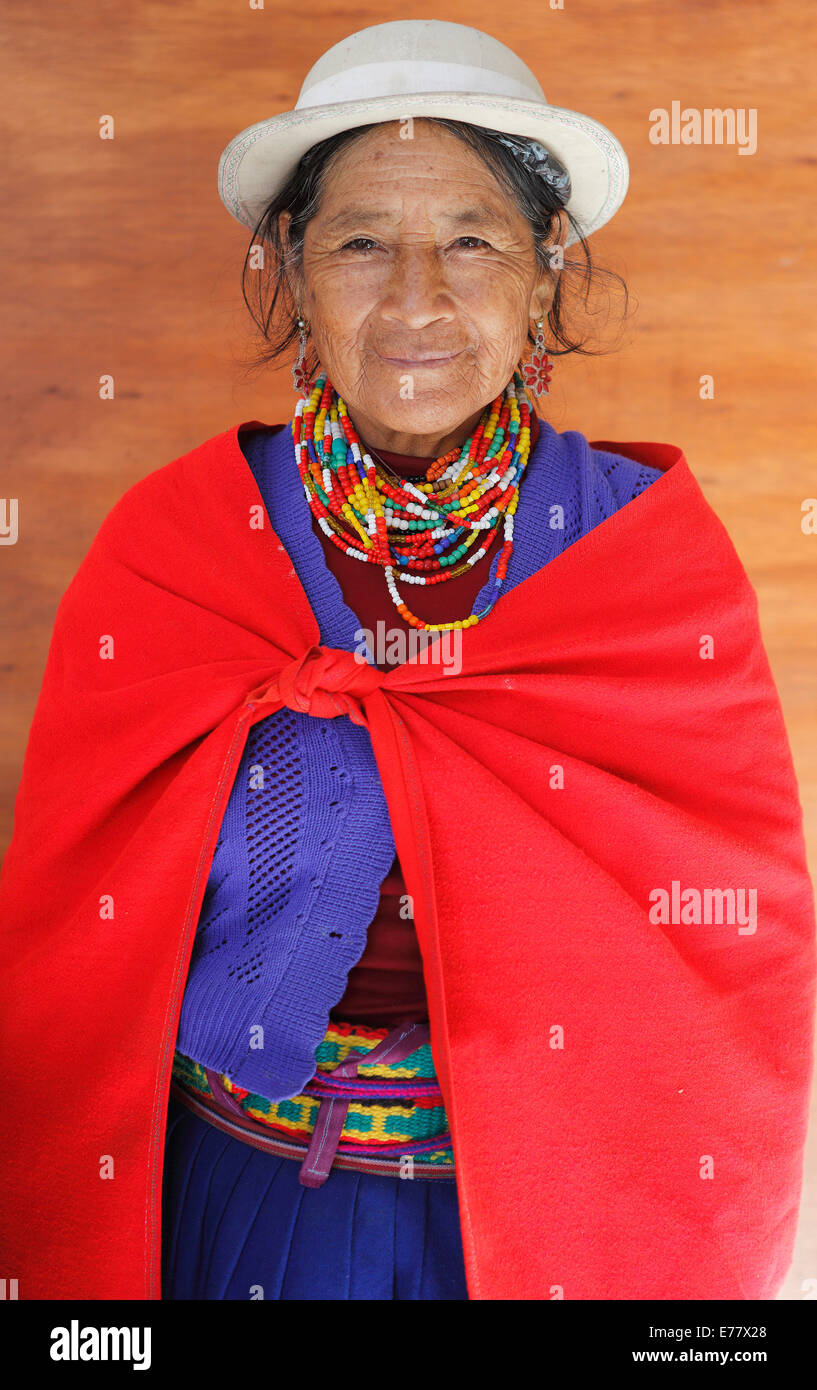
[278,210,303,305]
[531,209,568,319]
[552,208,569,248]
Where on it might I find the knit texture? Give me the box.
[175,416,664,1100]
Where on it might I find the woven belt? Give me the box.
[171,1019,455,1184]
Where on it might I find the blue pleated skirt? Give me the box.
[161,1093,469,1299]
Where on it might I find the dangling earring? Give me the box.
[292,308,313,397]
[520,317,553,397]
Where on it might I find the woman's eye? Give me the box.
[340,236,490,252]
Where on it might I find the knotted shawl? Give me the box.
[0,420,814,1300]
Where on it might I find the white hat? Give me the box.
[217,19,628,249]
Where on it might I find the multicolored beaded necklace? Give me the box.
[292,369,535,632]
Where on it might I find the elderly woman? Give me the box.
[1,20,814,1304]
[162,24,664,1301]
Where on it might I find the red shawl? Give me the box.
[0,421,814,1300]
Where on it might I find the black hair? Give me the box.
[237,117,630,385]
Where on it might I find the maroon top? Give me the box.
[325,413,541,1026]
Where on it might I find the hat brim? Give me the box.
[217,91,628,248]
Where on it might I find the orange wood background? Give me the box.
[2,0,815,1298]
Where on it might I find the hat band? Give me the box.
[296,60,544,110]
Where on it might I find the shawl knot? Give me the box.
[248,644,384,726]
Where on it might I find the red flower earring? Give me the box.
[292,309,313,397]
[520,316,553,397]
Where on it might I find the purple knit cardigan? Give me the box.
[174,416,663,1101]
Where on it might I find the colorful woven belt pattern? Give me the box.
[172,1019,454,1167]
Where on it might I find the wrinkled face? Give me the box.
[281,119,562,445]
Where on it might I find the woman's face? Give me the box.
[280,119,563,454]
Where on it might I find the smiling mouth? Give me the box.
[381,351,463,367]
